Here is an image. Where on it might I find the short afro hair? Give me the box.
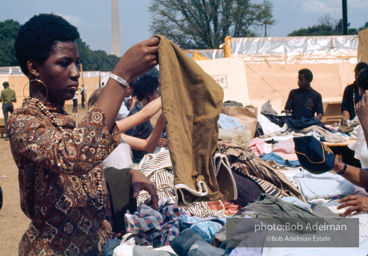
[15,13,80,76]
[131,73,160,102]
[355,62,368,73]
[357,68,368,90]
[298,68,313,82]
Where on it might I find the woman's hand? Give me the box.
[157,138,168,147]
[337,195,368,217]
[129,169,158,210]
[113,37,160,83]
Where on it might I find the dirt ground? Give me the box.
[0,105,87,255]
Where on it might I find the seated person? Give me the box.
[341,62,368,120]
[125,73,167,163]
[284,68,323,121]
[333,67,368,216]
[88,88,165,169]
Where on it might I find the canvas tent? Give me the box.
[191,35,359,116]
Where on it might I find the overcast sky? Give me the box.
[1,0,367,55]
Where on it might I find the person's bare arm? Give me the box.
[314,113,323,121]
[96,37,159,133]
[116,97,162,133]
[342,110,350,120]
[333,159,368,188]
[121,114,165,152]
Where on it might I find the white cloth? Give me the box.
[349,124,368,168]
[257,113,284,136]
[102,137,133,169]
[117,101,130,121]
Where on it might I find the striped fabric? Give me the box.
[136,149,227,218]
[218,142,307,203]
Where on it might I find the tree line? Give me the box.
[0,19,120,71]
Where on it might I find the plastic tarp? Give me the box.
[189,35,358,64]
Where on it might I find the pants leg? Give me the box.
[2,103,13,137]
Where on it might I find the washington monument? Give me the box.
[111,0,121,56]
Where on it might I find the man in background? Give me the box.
[0,81,16,139]
[80,85,87,109]
[341,62,368,120]
[285,68,323,121]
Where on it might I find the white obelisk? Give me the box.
[111,0,121,56]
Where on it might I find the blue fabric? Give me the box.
[188,240,225,256]
[179,215,226,243]
[260,152,300,167]
[281,196,311,211]
[284,116,324,130]
[218,113,244,130]
[294,169,355,201]
[103,239,121,256]
[293,136,335,174]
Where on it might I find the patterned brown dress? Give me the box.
[8,99,121,255]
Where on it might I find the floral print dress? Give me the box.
[8,99,121,256]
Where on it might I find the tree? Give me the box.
[0,19,119,71]
[359,22,368,31]
[0,19,20,67]
[149,0,274,50]
[288,15,358,36]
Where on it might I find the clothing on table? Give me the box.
[299,125,348,143]
[170,229,225,256]
[124,198,188,248]
[219,142,307,203]
[0,87,16,137]
[126,101,154,163]
[284,116,324,130]
[136,150,229,218]
[293,169,355,201]
[285,88,323,119]
[8,100,121,255]
[158,35,236,205]
[342,82,361,120]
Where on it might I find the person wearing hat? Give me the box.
[0,81,16,139]
[294,134,368,217]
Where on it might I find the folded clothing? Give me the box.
[294,169,355,201]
